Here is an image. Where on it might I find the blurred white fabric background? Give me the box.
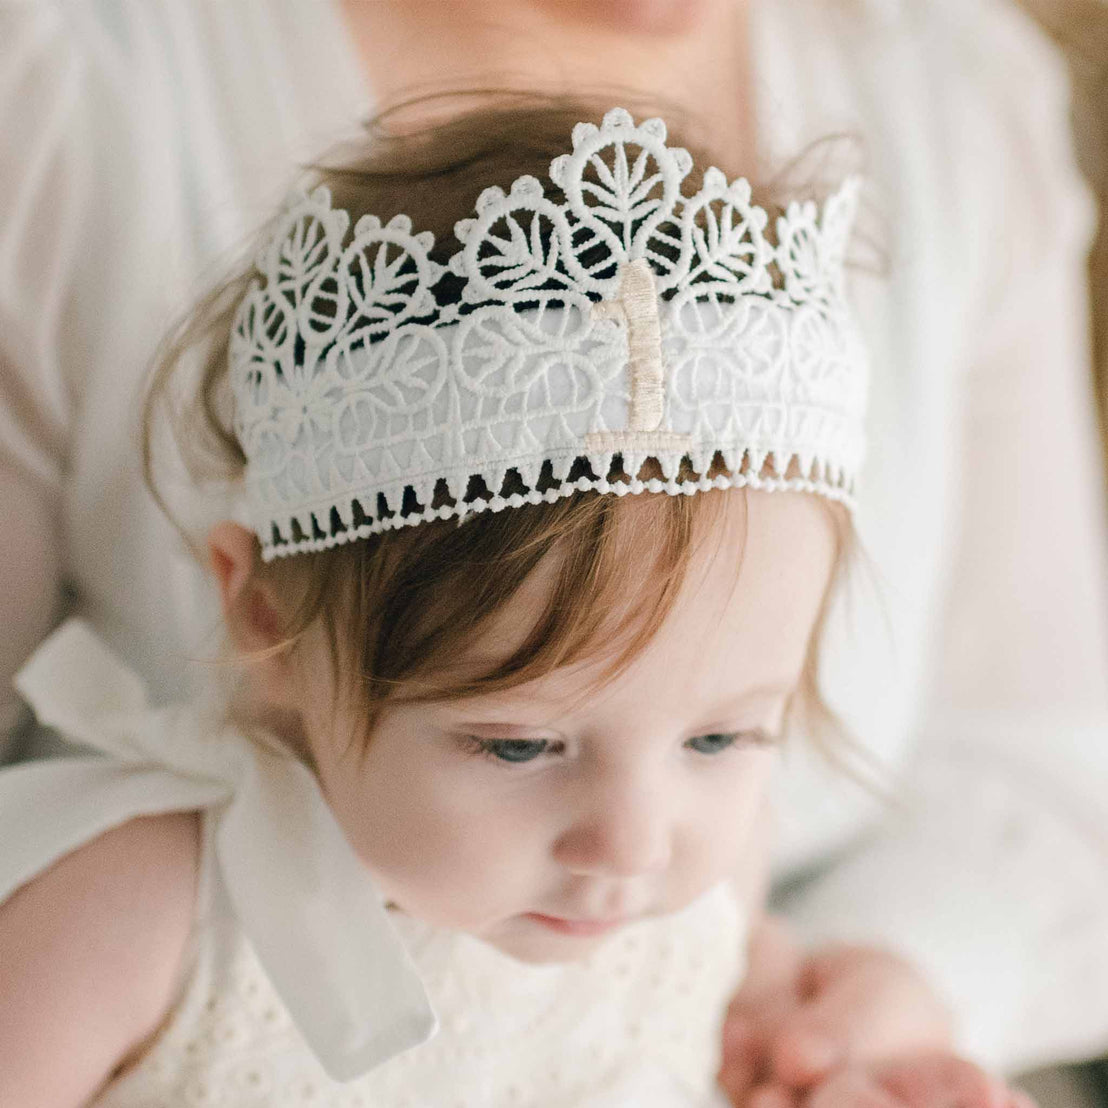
[1013,4,1108,1103]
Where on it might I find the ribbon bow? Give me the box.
[3,620,436,1081]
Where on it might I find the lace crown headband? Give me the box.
[230,107,869,561]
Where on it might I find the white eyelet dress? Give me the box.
[2,621,745,1108]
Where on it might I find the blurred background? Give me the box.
[1021,0,1108,456]
[1008,2,1108,1104]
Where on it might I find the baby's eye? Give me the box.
[476,738,551,764]
[685,731,763,755]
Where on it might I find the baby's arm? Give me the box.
[0,812,200,1107]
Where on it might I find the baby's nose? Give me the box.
[552,780,673,878]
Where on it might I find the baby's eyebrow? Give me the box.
[453,720,563,737]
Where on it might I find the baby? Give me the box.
[0,100,1032,1108]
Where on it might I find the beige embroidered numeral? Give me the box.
[585,259,693,454]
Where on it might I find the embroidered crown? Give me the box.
[230,107,869,561]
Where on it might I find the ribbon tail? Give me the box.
[216,748,437,1082]
[0,758,229,903]
[13,619,149,754]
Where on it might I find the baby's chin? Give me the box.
[480,928,621,965]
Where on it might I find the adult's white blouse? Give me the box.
[2,0,1108,1074]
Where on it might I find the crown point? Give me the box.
[703,166,728,192]
[640,116,668,142]
[548,154,571,188]
[453,217,476,244]
[571,120,600,149]
[386,213,413,234]
[309,185,332,208]
[415,230,435,252]
[600,107,634,131]
[475,185,507,215]
[730,177,753,204]
[354,213,383,236]
[511,175,544,199]
[673,148,694,177]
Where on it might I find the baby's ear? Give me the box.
[207,521,296,701]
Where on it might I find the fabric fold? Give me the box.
[4,619,437,1082]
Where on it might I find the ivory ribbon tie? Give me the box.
[3,619,436,1081]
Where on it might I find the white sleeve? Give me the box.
[779,1,1108,1075]
[0,4,92,505]
[0,5,93,750]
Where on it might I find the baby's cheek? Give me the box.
[349,777,546,921]
[679,758,773,892]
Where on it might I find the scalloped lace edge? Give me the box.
[258,448,855,561]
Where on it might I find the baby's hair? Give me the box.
[143,89,860,770]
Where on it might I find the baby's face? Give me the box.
[302,489,837,963]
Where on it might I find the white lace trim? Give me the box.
[264,460,853,559]
[229,107,868,560]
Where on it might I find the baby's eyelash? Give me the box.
[462,736,562,765]
[461,729,774,766]
[683,729,773,755]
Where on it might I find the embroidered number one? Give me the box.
[585,259,693,453]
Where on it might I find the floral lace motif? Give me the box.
[230,107,868,560]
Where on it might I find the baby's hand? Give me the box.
[737,1054,1036,1108]
[717,917,1031,1108]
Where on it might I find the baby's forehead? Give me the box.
[453,489,744,639]
[412,488,833,720]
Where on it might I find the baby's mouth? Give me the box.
[521,912,629,937]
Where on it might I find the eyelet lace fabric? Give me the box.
[230,108,868,560]
[93,843,745,1108]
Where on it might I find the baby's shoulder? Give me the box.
[0,811,201,1108]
